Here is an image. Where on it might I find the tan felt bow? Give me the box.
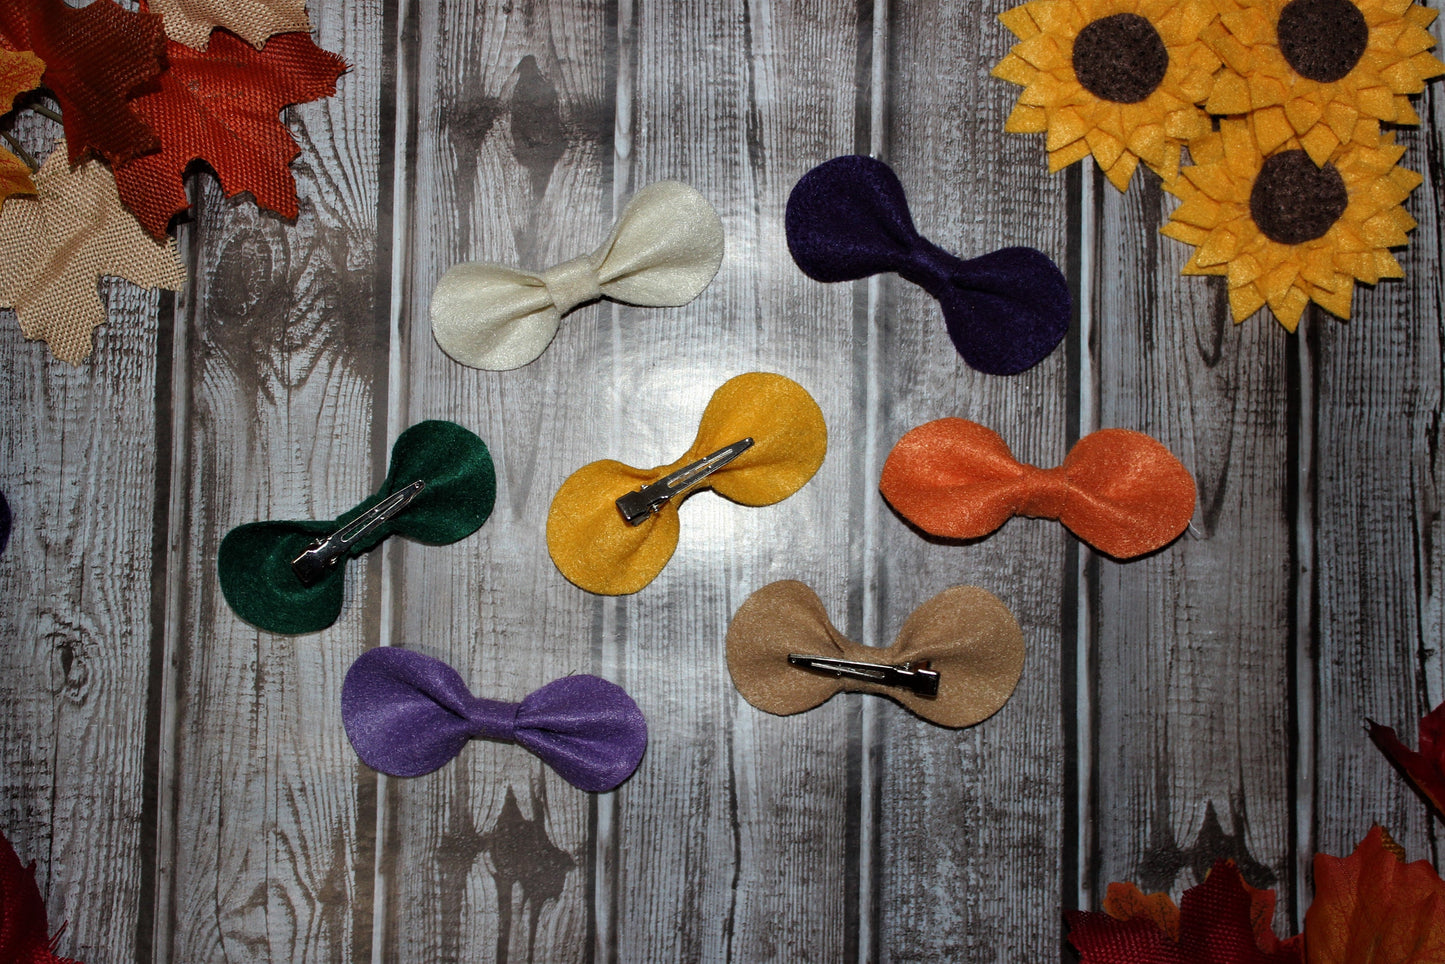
[431,181,724,370]
[726,580,1025,728]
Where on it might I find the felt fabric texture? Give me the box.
[880,418,1196,559]
[0,828,82,963]
[784,155,1069,375]
[1203,0,1445,166]
[547,372,827,596]
[1163,121,1421,329]
[726,580,1025,728]
[341,647,647,791]
[0,489,9,557]
[432,181,725,370]
[993,0,1220,189]
[1248,150,1348,245]
[1071,13,1169,103]
[1277,0,1368,83]
[218,420,496,635]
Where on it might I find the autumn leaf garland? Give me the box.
[1070,827,1445,964]
[115,27,347,240]
[1068,700,1445,961]
[0,0,344,363]
[0,47,44,204]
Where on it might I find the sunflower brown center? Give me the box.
[1249,150,1349,244]
[1277,0,1369,83]
[1071,13,1169,103]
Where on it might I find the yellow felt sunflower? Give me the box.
[1205,0,1445,165]
[993,0,1221,189]
[1162,118,1421,329]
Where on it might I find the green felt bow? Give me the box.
[217,420,496,634]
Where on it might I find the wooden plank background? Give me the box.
[0,0,1441,961]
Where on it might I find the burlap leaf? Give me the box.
[149,0,312,51]
[0,0,166,167]
[0,141,185,364]
[113,29,346,238]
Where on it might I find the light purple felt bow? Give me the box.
[341,647,647,791]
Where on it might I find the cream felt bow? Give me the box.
[431,181,725,370]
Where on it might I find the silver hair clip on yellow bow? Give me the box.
[431,182,725,370]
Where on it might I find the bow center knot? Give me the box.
[899,237,963,294]
[1016,464,1071,520]
[466,697,521,743]
[541,255,603,314]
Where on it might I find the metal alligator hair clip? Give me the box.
[786,654,941,697]
[291,480,426,587]
[615,438,754,526]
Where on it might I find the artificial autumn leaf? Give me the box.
[1305,825,1445,964]
[149,0,312,52]
[0,0,165,167]
[112,28,346,239]
[1104,882,1182,940]
[1369,702,1445,818]
[1068,860,1303,964]
[0,141,185,363]
[0,47,45,206]
[0,828,83,963]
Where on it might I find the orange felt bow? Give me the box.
[880,418,1196,559]
[547,372,827,595]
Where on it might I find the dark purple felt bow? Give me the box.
[341,647,647,791]
[785,155,1070,375]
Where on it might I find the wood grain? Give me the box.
[157,0,389,958]
[1,2,1444,961]
[872,2,1072,960]
[1087,167,1296,924]
[0,272,165,962]
[381,1,615,959]
[601,1,870,961]
[1306,79,1445,869]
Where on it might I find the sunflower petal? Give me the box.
[1269,287,1309,331]
[1229,283,1266,322]
[1206,71,1251,114]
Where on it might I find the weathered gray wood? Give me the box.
[872,3,1071,960]
[604,1,867,961]
[1087,165,1296,923]
[0,261,164,963]
[1307,91,1445,870]
[4,3,1445,962]
[158,2,388,959]
[381,2,615,960]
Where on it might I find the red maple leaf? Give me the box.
[1369,702,1445,818]
[0,830,83,963]
[1305,825,1445,964]
[112,27,346,238]
[0,0,165,166]
[1068,861,1303,964]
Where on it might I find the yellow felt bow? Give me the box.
[547,372,827,595]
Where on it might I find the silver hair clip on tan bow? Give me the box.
[726,580,1026,728]
[431,182,725,370]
